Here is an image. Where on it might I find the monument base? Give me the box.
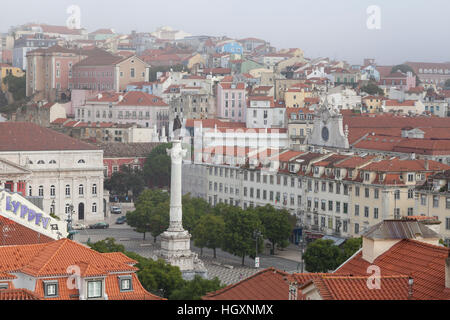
[159,229,208,279]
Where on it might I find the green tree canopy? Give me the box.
[105,165,145,199]
[391,64,421,86]
[169,275,224,300]
[87,237,125,253]
[192,214,225,258]
[221,206,264,266]
[360,81,384,96]
[2,74,26,101]
[303,239,342,272]
[338,237,362,264]
[127,189,170,241]
[143,143,172,188]
[182,194,212,233]
[255,205,294,255]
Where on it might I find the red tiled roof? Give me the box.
[336,239,450,300]
[361,158,450,172]
[51,118,69,125]
[220,82,245,90]
[385,100,416,107]
[0,216,54,246]
[203,268,292,300]
[277,150,304,162]
[117,91,168,107]
[0,289,40,300]
[300,275,410,300]
[0,272,16,280]
[0,123,100,152]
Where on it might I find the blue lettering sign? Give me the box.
[28,209,36,222]
[20,205,28,219]
[41,217,50,229]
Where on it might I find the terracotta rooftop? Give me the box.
[97,142,161,158]
[0,122,100,152]
[336,239,450,300]
[0,289,41,300]
[299,275,411,300]
[203,268,292,300]
[0,216,54,246]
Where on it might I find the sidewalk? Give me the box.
[270,243,302,263]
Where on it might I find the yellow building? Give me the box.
[284,85,313,108]
[0,63,24,92]
[362,95,384,113]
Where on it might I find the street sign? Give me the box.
[255,257,260,268]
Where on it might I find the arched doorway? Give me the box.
[78,203,85,221]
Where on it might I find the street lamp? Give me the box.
[253,229,262,269]
[297,223,306,273]
[66,204,75,240]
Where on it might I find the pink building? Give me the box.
[216,79,247,122]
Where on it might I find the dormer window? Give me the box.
[314,167,319,174]
[364,173,370,181]
[78,160,86,164]
[44,281,59,298]
[119,276,133,292]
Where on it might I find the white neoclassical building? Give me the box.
[0,122,106,223]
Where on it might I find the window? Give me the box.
[355,204,360,216]
[28,185,32,197]
[374,188,379,199]
[92,184,97,195]
[65,185,71,196]
[39,185,44,197]
[328,201,333,211]
[355,186,360,196]
[407,208,414,216]
[78,159,86,164]
[408,174,414,182]
[50,185,56,197]
[355,223,359,234]
[87,280,102,299]
[37,160,45,165]
[374,208,379,219]
[446,198,450,209]
[49,160,57,164]
[119,276,133,292]
[92,203,97,213]
[336,201,341,213]
[79,184,84,196]
[446,218,450,230]
[343,203,348,214]
[364,206,369,218]
[44,282,58,298]
[433,195,439,208]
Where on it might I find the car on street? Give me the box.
[88,222,109,229]
[72,223,87,230]
[116,216,127,225]
[110,206,122,214]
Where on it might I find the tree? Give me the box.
[87,237,125,253]
[391,64,421,86]
[182,194,212,233]
[192,214,225,258]
[143,143,172,188]
[104,165,145,200]
[256,205,293,255]
[127,189,170,241]
[303,239,342,272]
[2,74,26,101]
[360,82,384,96]
[221,206,264,266]
[338,237,362,264]
[169,275,224,300]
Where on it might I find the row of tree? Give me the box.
[87,238,224,299]
[126,189,296,265]
[303,238,362,272]
[104,143,173,201]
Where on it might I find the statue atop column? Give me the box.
[159,140,207,279]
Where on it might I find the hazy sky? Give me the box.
[1,0,449,65]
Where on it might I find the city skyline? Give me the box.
[0,0,449,65]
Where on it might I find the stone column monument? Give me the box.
[159,140,207,280]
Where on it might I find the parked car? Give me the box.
[110,206,122,214]
[116,216,127,225]
[89,222,109,229]
[72,223,87,230]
